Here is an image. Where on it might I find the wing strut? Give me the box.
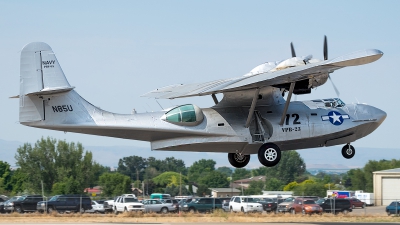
[279,82,296,126]
[211,94,219,104]
[245,88,260,128]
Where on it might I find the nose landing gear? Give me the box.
[342,144,355,159]
[228,152,250,168]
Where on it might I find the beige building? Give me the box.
[210,188,241,198]
[373,168,400,206]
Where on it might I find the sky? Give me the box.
[1,1,400,167]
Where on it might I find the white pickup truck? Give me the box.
[113,194,145,214]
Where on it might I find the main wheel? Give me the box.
[228,153,250,168]
[342,144,355,159]
[47,207,55,214]
[258,143,281,167]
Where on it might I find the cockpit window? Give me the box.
[320,98,345,108]
[163,104,204,126]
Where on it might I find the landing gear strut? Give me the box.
[228,153,250,168]
[342,144,355,159]
[258,143,281,167]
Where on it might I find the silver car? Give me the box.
[85,201,105,213]
[143,199,176,213]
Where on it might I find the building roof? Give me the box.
[373,168,400,173]
[209,188,241,193]
[233,176,266,183]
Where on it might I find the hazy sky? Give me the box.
[1,1,399,154]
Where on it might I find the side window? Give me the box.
[234,197,240,203]
[204,199,212,204]
[215,199,221,204]
[198,199,205,204]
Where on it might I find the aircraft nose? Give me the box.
[374,107,387,125]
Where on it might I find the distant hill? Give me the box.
[2,138,400,170]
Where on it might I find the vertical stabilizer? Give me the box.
[19,42,73,122]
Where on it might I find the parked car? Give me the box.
[181,198,222,213]
[277,196,319,213]
[113,194,144,214]
[85,201,105,213]
[10,195,43,213]
[386,201,400,216]
[222,201,230,212]
[143,199,176,213]
[229,196,263,213]
[103,197,119,213]
[346,198,365,209]
[256,197,278,212]
[0,195,8,203]
[37,194,92,213]
[3,196,21,213]
[150,193,171,200]
[290,197,323,215]
[161,199,180,212]
[317,198,352,214]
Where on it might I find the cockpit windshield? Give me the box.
[312,98,345,108]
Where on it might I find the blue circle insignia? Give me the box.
[328,111,344,126]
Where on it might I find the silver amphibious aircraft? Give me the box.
[14,37,386,168]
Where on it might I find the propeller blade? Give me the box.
[328,75,340,97]
[290,42,296,57]
[323,35,328,60]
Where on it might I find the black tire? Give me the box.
[342,209,349,215]
[230,207,234,213]
[124,207,128,213]
[189,207,195,213]
[15,206,22,214]
[47,207,55,214]
[342,144,355,159]
[241,207,245,213]
[290,208,295,214]
[228,153,250,168]
[161,207,168,214]
[258,143,281,167]
[114,207,119,215]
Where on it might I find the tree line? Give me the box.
[1,137,399,197]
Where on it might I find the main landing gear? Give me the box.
[228,153,250,168]
[342,144,355,159]
[258,143,281,167]
[228,143,282,168]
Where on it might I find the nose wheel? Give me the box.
[228,153,250,168]
[258,143,281,167]
[342,144,355,159]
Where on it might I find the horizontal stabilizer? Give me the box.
[26,86,75,96]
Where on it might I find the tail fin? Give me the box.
[19,42,75,122]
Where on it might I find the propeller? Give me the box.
[290,42,296,57]
[324,35,340,97]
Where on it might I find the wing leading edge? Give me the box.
[142,49,383,99]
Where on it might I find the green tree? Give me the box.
[118,156,147,181]
[265,178,283,191]
[283,181,299,191]
[232,168,251,181]
[153,172,188,187]
[164,184,189,196]
[252,167,268,177]
[216,166,233,177]
[198,171,229,188]
[292,180,326,197]
[244,180,264,195]
[8,168,27,194]
[196,184,211,197]
[15,137,97,194]
[188,159,216,182]
[99,172,131,197]
[0,161,12,191]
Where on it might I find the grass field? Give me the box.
[0,211,399,223]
